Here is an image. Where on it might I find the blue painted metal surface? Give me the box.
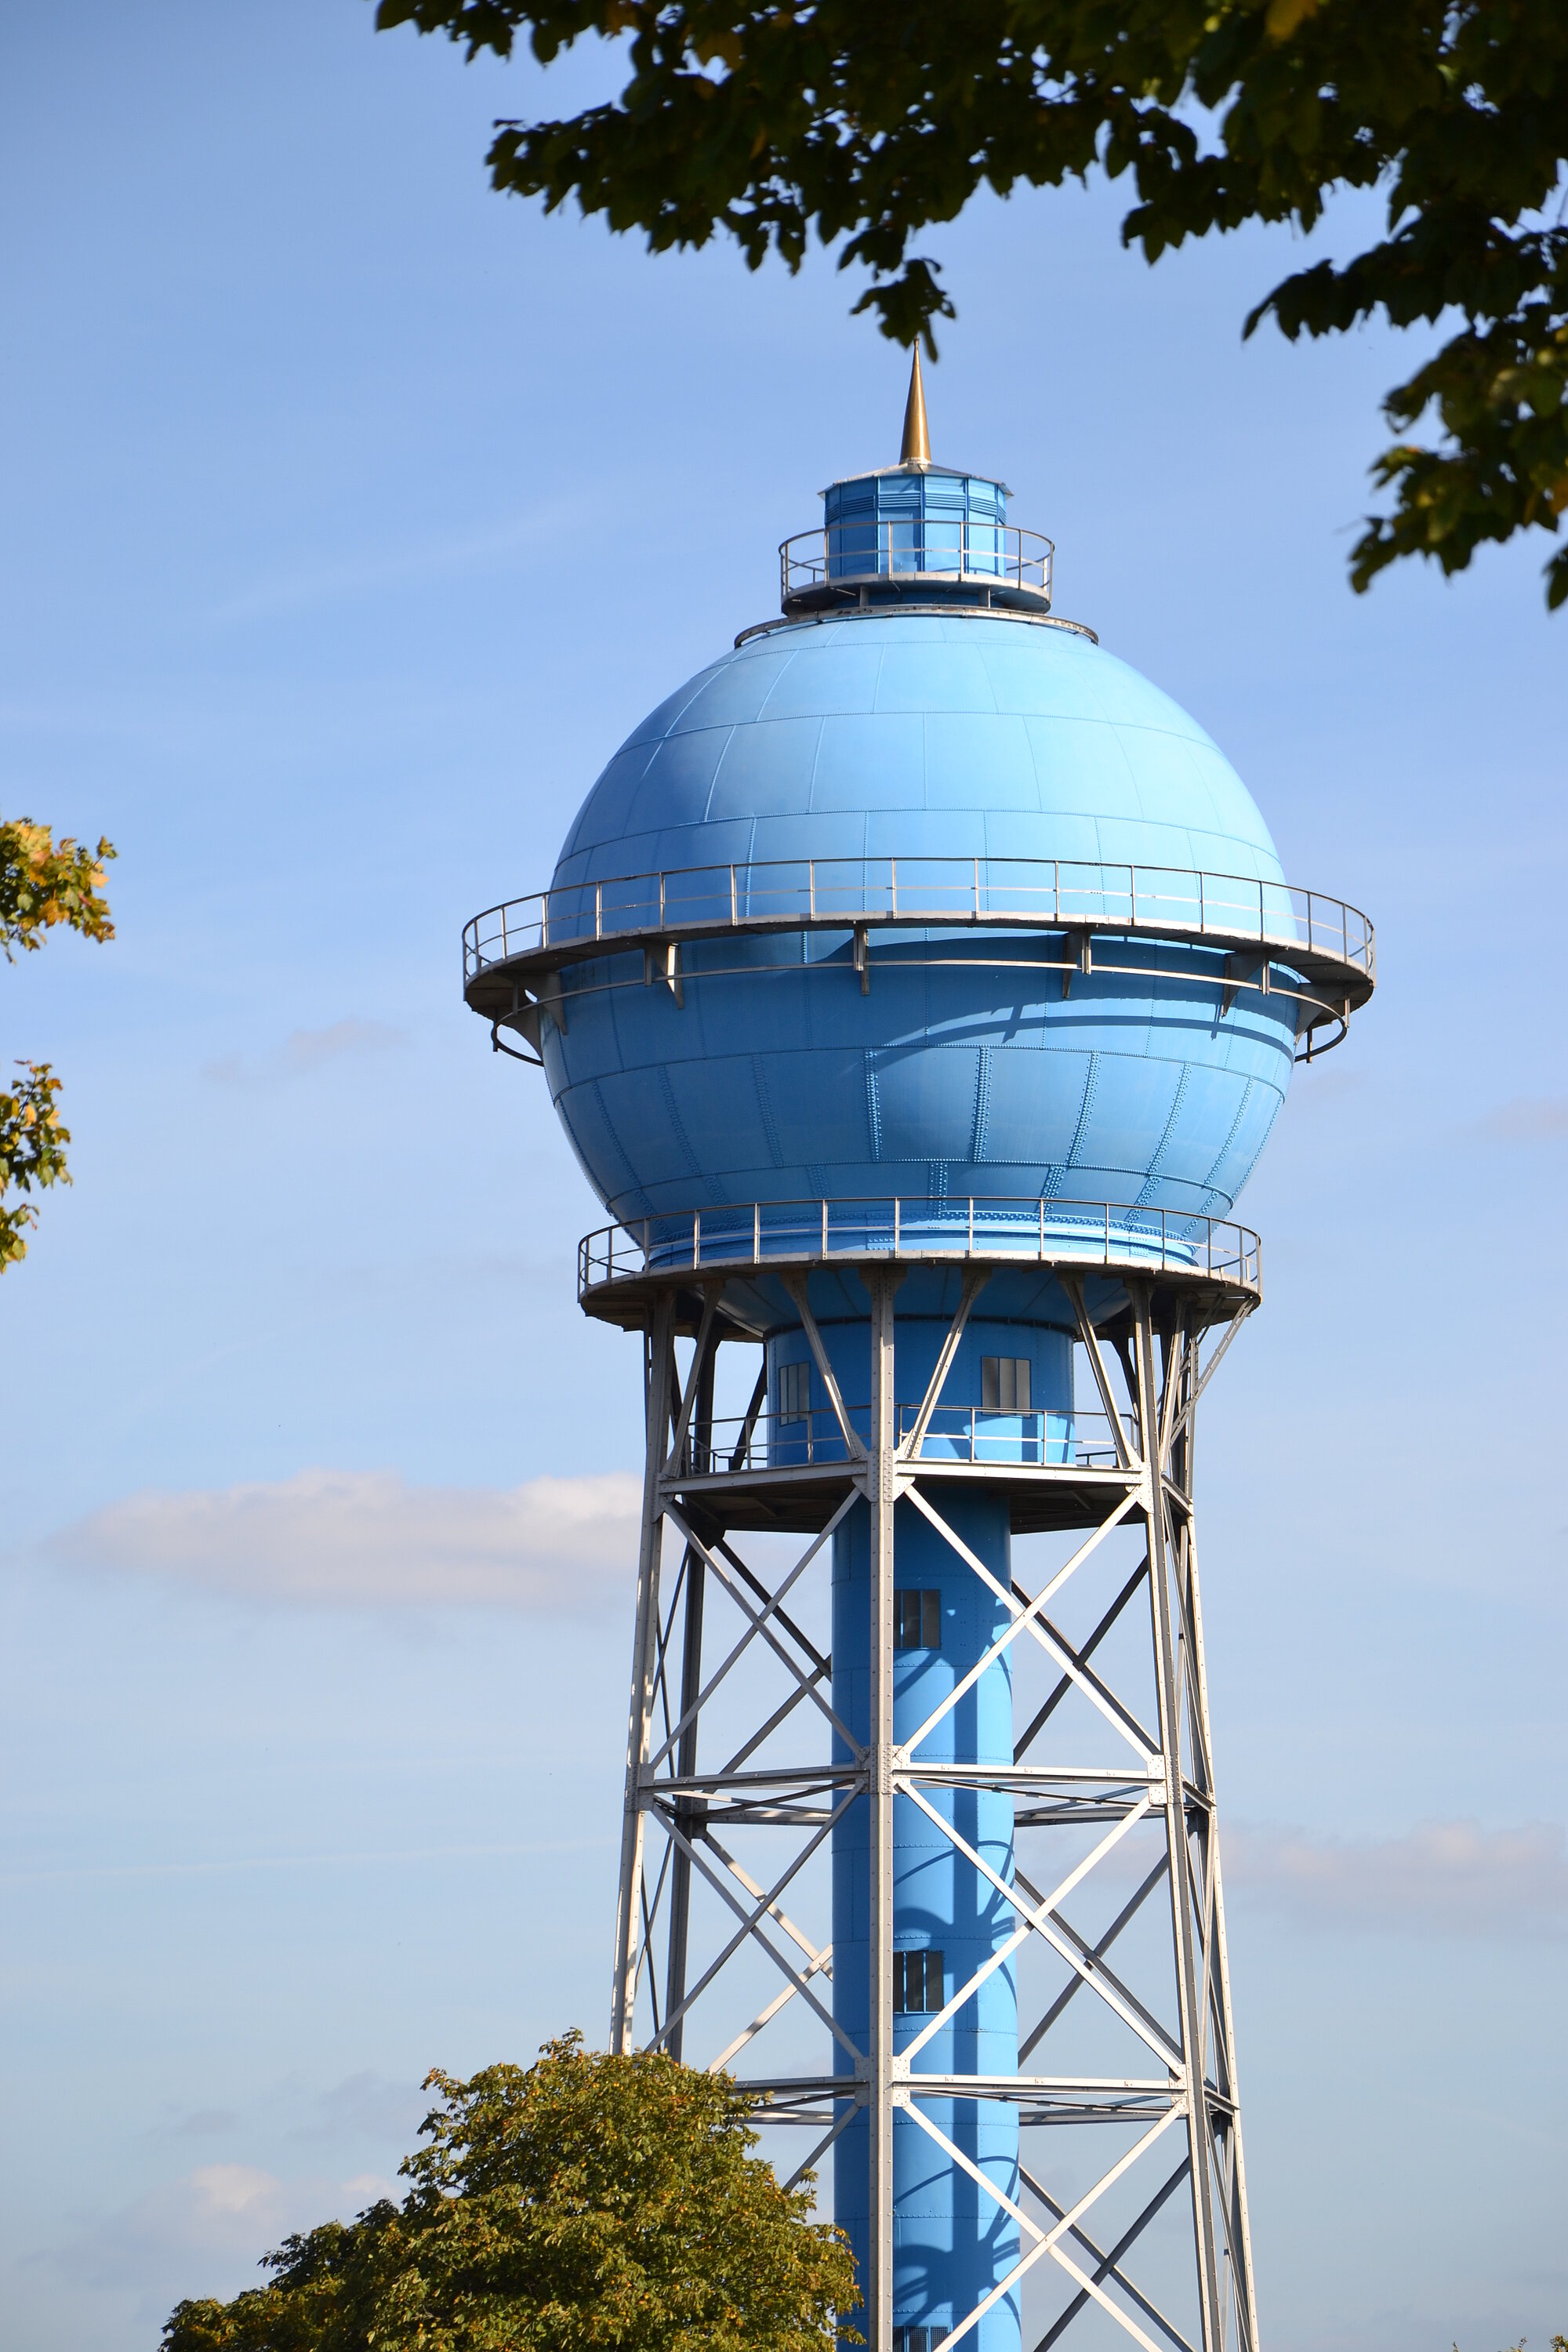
[543,607,1294,1229]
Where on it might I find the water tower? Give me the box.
[463,358,1373,2352]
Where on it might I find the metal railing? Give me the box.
[465,854,1374,985]
[578,1196,1262,1297]
[780,520,1054,604]
[681,1400,1138,1477]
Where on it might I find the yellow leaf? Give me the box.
[1265,0,1319,38]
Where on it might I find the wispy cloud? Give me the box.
[1225,1817,1568,1938]
[56,2161,394,2304]
[1475,1096,1568,1142]
[44,1468,644,1610]
[290,2073,430,2150]
[167,2109,241,2141]
[205,500,588,626]
[205,1018,407,1087]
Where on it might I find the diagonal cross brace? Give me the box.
[903,1490,1141,1758]
[906,1483,1160,1763]
[782,1271,868,1463]
[900,1779,1178,2066]
[648,1798,862,2063]
[898,1266,989,1460]
[1025,2159,1196,2352]
[899,1799,1155,2067]
[648,1498,859,1769]
[909,2093,1188,2352]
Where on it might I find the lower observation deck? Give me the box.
[579,1195,1261,1536]
[580,1193,1260,1328]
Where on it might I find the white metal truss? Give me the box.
[604,1248,1261,2352]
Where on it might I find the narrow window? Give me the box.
[778,1360,810,1424]
[895,1590,942,1650]
[895,2331,932,2352]
[894,1950,946,2014]
[982,1355,1031,1411]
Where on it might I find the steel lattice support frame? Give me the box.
[602,1248,1261,2352]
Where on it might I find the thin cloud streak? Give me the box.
[1225,1817,1568,1938]
[44,1468,644,1610]
[1475,1095,1568,1142]
[204,1018,408,1087]
[204,497,593,625]
[1,1835,612,1889]
[56,2162,396,2299]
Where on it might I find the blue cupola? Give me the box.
[785,350,1051,617]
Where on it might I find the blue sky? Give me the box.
[2,5,1564,2349]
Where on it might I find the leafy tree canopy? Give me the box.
[0,816,114,1272]
[375,0,1568,607]
[161,2032,859,2352]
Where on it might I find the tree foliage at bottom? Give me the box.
[161,2033,860,2352]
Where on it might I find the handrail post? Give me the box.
[731,864,738,926]
[692,1212,700,1269]
[967,1196,975,1254]
[809,859,816,920]
[822,1198,829,1257]
[973,856,980,920]
[890,858,898,919]
[753,1200,760,1261]
[893,1196,900,1254]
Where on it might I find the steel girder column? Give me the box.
[664,1340,717,2060]
[1164,1309,1261,2352]
[611,1292,677,2053]
[1130,1283,1255,2352]
[866,1269,899,2352]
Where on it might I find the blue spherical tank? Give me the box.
[540,592,1297,1232]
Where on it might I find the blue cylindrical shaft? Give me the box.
[765,1308,1073,2351]
[833,1488,1021,2350]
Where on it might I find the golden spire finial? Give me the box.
[899,345,931,470]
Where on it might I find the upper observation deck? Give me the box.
[463,852,1375,1062]
[779,511,1054,618]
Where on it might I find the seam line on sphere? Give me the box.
[655,1065,708,1189]
[753,1056,787,1170]
[1200,1076,1257,1196]
[1134,1063,1193,1207]
[971,1047,992,1164]
[1065,1052,1100,1171]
